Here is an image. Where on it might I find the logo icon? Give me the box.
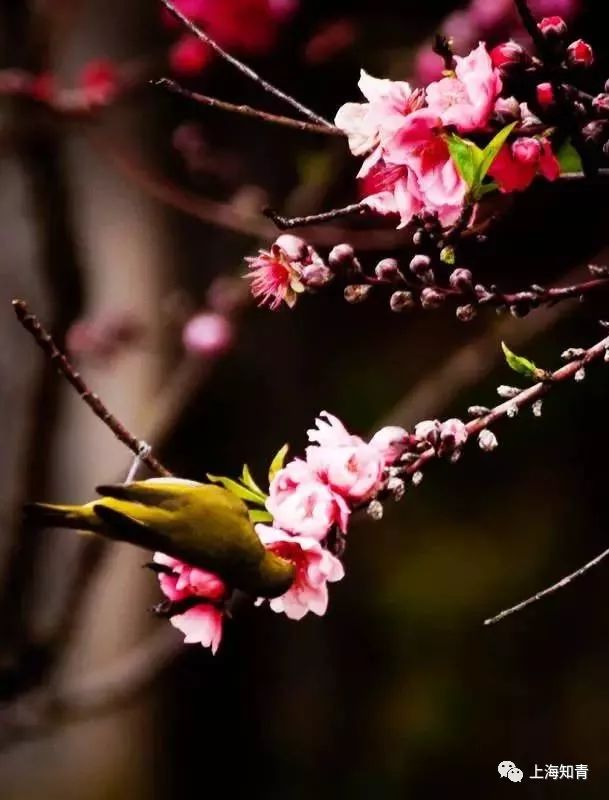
[498,761,523,782]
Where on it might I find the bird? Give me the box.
[24,477,294,599]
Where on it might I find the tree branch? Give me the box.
[264,202,368,230]
[155,78,344,136]
[12,299,172,476]
[159,0,334,129]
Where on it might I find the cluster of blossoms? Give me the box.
[0,60,121,111]
[163,0,298,76]
[152,412,412,650]
[334,36,567,229]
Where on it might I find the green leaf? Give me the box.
[248,509,273,524]
[501,342,544,380]
[240,464,266,500]
[447,134,484,189]
[477,122,517,184]
[268,443,289,483]
[206,474,266,506]
[476,180,499,198]
[556,139,583,174]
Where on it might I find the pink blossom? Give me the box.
[381,109,467,227]
[266,460,350,539]
[182,312,233,357]
[306,443,384,501]
[426,43,502,133]
[170,605,223,652]
[369,425,410,465]
[80,60,119,106]
[566,39,594,67]
[335,70,424,156]
[307,410,364,448]
[489,137,560,192]
[154,552,227,653]
[256,525,344,620]
[245,244,305,310]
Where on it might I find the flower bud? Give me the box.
[582,120,608,146]
[439,418,468,456]
[375,258,403,282]
[329,243,357,270]
[536,82,555,109]
[593,94,609,115]
[538,16,567,38]
[490,40,526,71]
[494,96,521,123]
[274,234,309,262]
[414,419,441,449]
[387,477,405,501]
[449,268,473,292]
[420,287,445,309]
[367,500,384,521]
[478,429,498,452]
[456,304,477,322]
[390,291,414,312]
[566,39,594,67]
[512,137,542,164]
[302,262,332,288]
[409,254,431,276]
[344,284,371,303]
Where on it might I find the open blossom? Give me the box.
[306,443,384,501]
[154,553,226,652]
[368,425,410,465]
[335,70,424,156]
[307,410,364,448]
[426,43,502,132]
[489,137,560,192]
[266,459,350,539]
[256,526,344,620]
[246,243,305,310]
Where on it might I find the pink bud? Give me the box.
[414,420,441,448]
[182,312,233,357]
[494,96,521,122]
[274,234,309,262]
[369,426,410,465]
[592,94,609,115]
[490,41,525,70]
[536,82,555,108]
[538,15,567,37]
[512,137,542,164]
[439,418,468,455]
[302,262,332,288]
[566,39,594,67]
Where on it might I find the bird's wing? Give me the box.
[93,503,171,553]
[96,480,196,510]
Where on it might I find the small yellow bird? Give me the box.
[24,478,294,598]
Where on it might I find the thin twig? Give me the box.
[12,299,172,476]
[513,0,551,57]
[484,545,609,625]
[159,0,334,129]
[156,78,344,136]
[403,330,609,478]
[264,202,368,230]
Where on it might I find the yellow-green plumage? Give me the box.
[25,478,294,598]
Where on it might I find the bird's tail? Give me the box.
[23,502,92,531]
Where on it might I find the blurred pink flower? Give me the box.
[245,244,305,310]
[169,35,213,76]
[306,443,384,501]
[489,137,560,192]
[182,312,233,357]
[80,59,119,106]
[256,525,344,620]
[266,460,350,539]
[426,43,501,132]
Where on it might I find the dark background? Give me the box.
[2,0,609,797]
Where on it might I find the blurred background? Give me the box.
[2,0,609,797]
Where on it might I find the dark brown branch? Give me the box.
[156,78,344,136]
[513,0,551,58]
[159,0,334,129]
[264,202,368,230]
[484,544,609,625]
[12,299,172,476]
[403,330,609,479]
